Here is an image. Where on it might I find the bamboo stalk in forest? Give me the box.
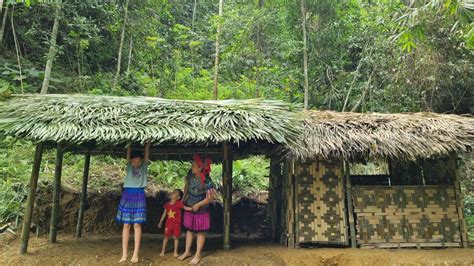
[112,0,130,90]
[0,5,8,45]
[10,5,23,94]
[213,0,223,100]
[300,0,309,109]
[125,37,133,78]
[40,0,62,94]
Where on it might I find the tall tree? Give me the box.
[125,37,133,78]
[0,5,8,46]
[40,0,62,94]
[10,5,23,93]
[300,0,309,109]
[213,0,223,100]
[112,0,130,90]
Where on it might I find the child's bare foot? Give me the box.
[130,256,139,263]
[189,256,201,265]
[159,252,165,257]
[173,252,179,257]
[177,252,191,261]
[119,256,127,263]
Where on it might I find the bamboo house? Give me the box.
[270,111,473,249]
[0,94,472,254]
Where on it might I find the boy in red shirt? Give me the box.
[158,189,190,257]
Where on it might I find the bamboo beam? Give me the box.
[222,142,233,250]
[75,152,91,238]
[448,155,468,248]
[19,143,44,255]
[49,143,64,243]
[344,161,357,248]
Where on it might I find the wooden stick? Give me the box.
[19,143,44,255]
[49,143,64,243]
[448,155,468,248]
[75,152,91,238]
[344,160,357,248]
[222,142,233,250]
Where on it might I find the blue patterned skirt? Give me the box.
[115,188,147,224]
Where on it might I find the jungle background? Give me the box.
[0,0,473,240]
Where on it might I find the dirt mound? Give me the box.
[31,186,267,237]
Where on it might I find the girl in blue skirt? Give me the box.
[116,143,150,263]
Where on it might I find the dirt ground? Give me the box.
[1,234,474,266]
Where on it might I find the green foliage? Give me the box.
[0,0,472,226]
[212,156,269,195]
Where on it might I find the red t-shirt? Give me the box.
[164,200,183,224]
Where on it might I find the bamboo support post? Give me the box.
[269,156,277,242]
[344,161,357,248]
[272,157,282,243]
[75,152,91,238]
[19,142,44,255]
[49,143,65,243]
[222,142,233,250]
[286,159,295,248]
[448,155,468,248]
[294,161,300,247]
[341,161,349,246]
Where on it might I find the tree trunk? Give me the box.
[192,0,197,30]
[300,0,309,109]
[125,37,133,78]
[40,0,61,95]
[213,0,223,100]
[191,0,198,90]
[342,43,369,112]
[0,5,8,46]
[11,5,23,94]
[255,0,264,98]
[0,0,4,14]
[112,0,130,90]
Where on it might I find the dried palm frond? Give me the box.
[0,94,306,157]
[301,110,474,160]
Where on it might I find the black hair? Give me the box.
[130,150,144,159]
[173,189,184,199]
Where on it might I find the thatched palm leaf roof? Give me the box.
[302,111,474,160]
[0,94,305,155]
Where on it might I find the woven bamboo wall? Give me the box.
[352,186,461,248]
[295,158,348,244]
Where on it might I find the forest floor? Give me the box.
[1,234,473,266]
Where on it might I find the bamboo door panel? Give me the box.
[295,158,347,244]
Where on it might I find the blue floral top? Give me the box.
[184,171,215,212]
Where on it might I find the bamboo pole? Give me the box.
[222,142,233,250]
[75,152,90,238]
[344,161,357,248]
[448,155,468,248]
[19,143,44,255]
[49,143,65,243]
[294,161,300,247]
[287,159,295,248]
